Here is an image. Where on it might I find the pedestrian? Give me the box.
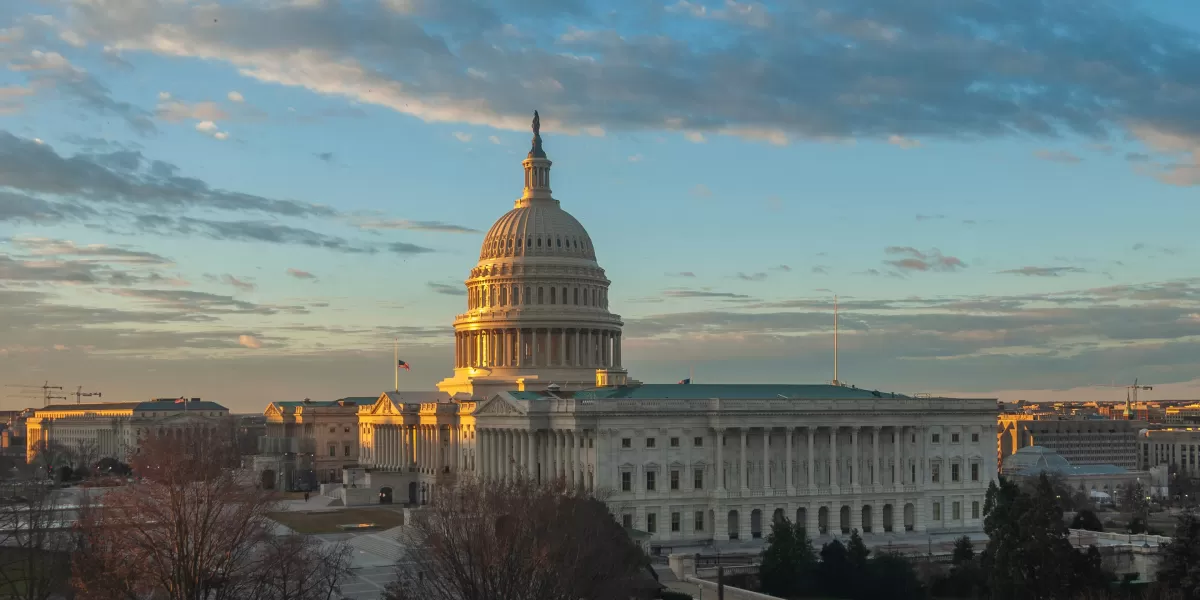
[304,491,309,502]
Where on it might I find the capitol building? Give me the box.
[323,115,997,549]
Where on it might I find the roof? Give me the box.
[1002,446,1130,477]
[40,402,142,412]
[563,383,911,401]
[133,400,229,412]
[338,397,378,405]
[275,397,376,409]
[382,391,452,404]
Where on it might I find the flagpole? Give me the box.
[394,338,399,392]
[690,365,694,385]
[833,294,839,386]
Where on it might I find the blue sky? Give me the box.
[2,0,1200,411]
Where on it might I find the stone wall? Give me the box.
[684,577,783,600]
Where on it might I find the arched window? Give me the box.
[574,287,579,305]
[537,238,542,247]
[556,237,562,247]
[562,287,567,304]
[550,287,557,304]
[538,287,544,304]
[526,237,531,247]
[512,285,520,305]
[526,287,531,304]
[500,287,507,306]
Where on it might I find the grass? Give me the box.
[267,507,406,534]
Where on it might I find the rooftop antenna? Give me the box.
[74,386,102,404]
[832,294,840,386]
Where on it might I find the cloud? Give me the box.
[452,131,472,143]
[488,135,501,144]
[628,154,643,162]
[0,132,332,218]
[1034,149,1082,164]
[47,0,1200,151]
[137,215,374,254]
[666,271,696,277]
[662,288,752,300]
[0,85,34,115]
[9,237,172,265]
[1125,152,1150,163]
[314,151,335,162]
[0,253,106,284]
[771,265,792,273]
[887,135,920,149]
[158,100,228,122]
[427,282,466,296]
[690,184,712,197]
[10,50,155,135]
[110,288,299,316]
[227,91,244,103]
[389,242,436,255]
[354,219,479,233]
[812,266,829,275]
[194,120,230,140]
[998,266,1086,277]
[219,274,256,292]
[735,272,768,281]
[883,247,966,272]
[238,334,262,349]
[915,214,945,221]
[286,268,316,280]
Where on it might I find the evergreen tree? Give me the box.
[982,478,1028,598]
[759,516,798,597]
[1018,473,1077,599]
[847,529,870,571]
[860,552,925,600]
[818,539,850,598]
[952,535,975,565]
[1070,509,1105,532]
[1157,512,1200,599]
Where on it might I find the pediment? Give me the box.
[668,461,685,469]
[263,404,283,418]
[473,395,525,417]
[367,394,399,415]
[157,413,220,425]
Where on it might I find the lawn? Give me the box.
[268,507,406,534]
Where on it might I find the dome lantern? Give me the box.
[521,111,553,204]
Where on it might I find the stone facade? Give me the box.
[998,415,1144,470]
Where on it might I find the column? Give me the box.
[807,428,815,490]
[739,428,747,492]
[559,330,566,366]
[851,427,860,491]
[527,430,536,478]
[897,426,905,487]
[574,330,582,367]
[762,428,770,490]
[613,332,622,368]
[830,427,839,490]
[716,428,725,491]
[872,427,881,488]
[785,427,794,492]
[567,430,576,487]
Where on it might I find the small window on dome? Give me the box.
[537,238,542,247]
[556,238,561,247]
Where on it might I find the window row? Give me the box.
[930,461,983,483]
[469,284,608,310]
[621,468,706,492]
[482,234,592,256]
[621,436,703,449]
[931,500,981,521]
[930,432,981,444]
[621,511,706,535]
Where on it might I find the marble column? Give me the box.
[739,429,747,492]
[872,427,881,488]
[527,430,536,477]
[613,332,622,367]
[851,427,860,491]
[897,426,905,487]
[830,427,839,490]
[807,428,815,490]
[574,330,582,367]
[716,428,725,490]
[559,330,566,366]
[785,427,794,492]
[762,428,770,490]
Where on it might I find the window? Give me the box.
[622,514,633,529]
[646,471,656,491]
[344,445,351,457]
[972,501,980,519]
[646,513,657,533]
[537,287,544,304]
[646,438,656,448]
[694,436,704,447]
[670,437,680,447]
[971,433,980,443]
[932,463,941,483]
[344,427,351,433]
[971,463,980,481]
[932,433,941,444]
[621,472,632,492]
[933,502,942,521]
[694,511,705,531]
[671,512,681,532]
[952,501,961,520]
[588,438,594,448]
[329,427,336,433]
[328,445,336,457]
[621,438,632,448]
[574,288,579,304]
[951,464,960,482]
[671,470,680,490]
[694,469,704,490]
[951,433,960,443]
[550,287,556,304]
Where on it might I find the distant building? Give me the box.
[25,398,230,465]
[998,414,1144,471]
[255,397,375,490]
[1000,445,1164,501]
[1138,428,1200,476]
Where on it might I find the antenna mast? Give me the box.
[833,294,840,386]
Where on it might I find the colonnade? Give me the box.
[454,327,621,370]
[364,423,466,475]
[476,427,594,490]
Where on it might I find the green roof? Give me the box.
[337,397,378,405]
[512,384,908,401]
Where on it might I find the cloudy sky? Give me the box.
[2,0,1200,412]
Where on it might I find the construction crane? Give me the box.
[4,381,66,406]
[1119,378,1153,420]
[74,386,102,404]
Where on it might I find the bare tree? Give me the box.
[72,428,354,600]
[71,439,100,475]
[242,534,354,600]
[0,482,77,600]
[384,475,657,600]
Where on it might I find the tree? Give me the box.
[72,428,352,600]
[383,475,657,600]
[1071,509,1105,532]
[1119,481,1150,523]
[952,535,975,565]
[1157,512,1200,598]
[759,517,817,598]
[861,553,924,600]
[817,539,850,598]
[0,482,78,600]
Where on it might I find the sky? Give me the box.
[2,0,1200,412]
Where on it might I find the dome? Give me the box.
[478,203,597,261]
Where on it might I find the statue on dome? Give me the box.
[528,110,546,158]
